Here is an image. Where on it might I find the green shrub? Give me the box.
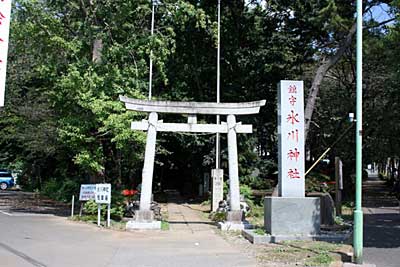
[240,184,253,200]
[58,179,79,202]
[241,175,273,190]
[306,172,331,193]
[83,199,99,215]
[83,199,125,221]
[41,178,80,202]
[41,179,61,200]
[161,220,170,231]
[109,205,125,220]
[254,228,266,235]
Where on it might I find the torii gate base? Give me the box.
[120,97,265,231]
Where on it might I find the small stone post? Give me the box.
[212,169,224,212]
[227,114,241,221]
[138,112,158,221]
[335,157,343,216]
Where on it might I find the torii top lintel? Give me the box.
[119,96,266,115]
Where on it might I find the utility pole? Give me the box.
[354,0,364,263]
[216,0,221,169]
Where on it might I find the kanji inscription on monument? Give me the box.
[278,81,305,197]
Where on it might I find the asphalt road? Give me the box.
[0,212,256,267]
[362,175,400,267]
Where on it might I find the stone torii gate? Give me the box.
[120,96,265,229]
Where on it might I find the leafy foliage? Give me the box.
[0,0,399,198]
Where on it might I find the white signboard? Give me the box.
[278,81,305,197]
[95,183,111,204]
[79,184,96,201]
[0,0,12,107]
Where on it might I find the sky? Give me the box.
[245,1,395,26]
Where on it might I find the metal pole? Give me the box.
[71,195,75,217]
[107,204,111,227]
[216,0,221,169]
[97,204,101,227]
[354,0,363,263]
[149,2,156,100]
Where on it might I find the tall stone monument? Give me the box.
[264,81,320,238]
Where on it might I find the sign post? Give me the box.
[79,184,96,201]
[0,0,12,107]
[95,183,111,227]
[79,184,96,216]
[97,204,101,226]
[71,195,75,217]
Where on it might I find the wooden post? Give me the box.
[79,202,84,217]
[335,157,343,216]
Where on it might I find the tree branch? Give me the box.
[365,17,396,29]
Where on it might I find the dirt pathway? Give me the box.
[165,190,216,232]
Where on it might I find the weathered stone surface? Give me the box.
[135,210,154,222]
[212,169,224,212]
[308,192,335,225]
[139,112,158,211]
[227,211,242,222]
[120,96,266,115]
[131,121,253,133]
[218,221,252,231]
[227,115,241,212]
[264,197,321,236]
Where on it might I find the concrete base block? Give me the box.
[264,197,320,236]
[343,263,376,267]
[242,229,272,244]
[227,211,242,222]
[134,210,154,222]
[126,220,161,230]
[242,229,351,244]
[218,221,253,231]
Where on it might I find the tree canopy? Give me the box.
[0,0,399,196]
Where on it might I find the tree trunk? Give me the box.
[92,38,103,64]
[304,22,357,142]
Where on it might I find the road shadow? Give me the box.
[168,221,217,226]
[0,190,70,217]
[364,213,400,248]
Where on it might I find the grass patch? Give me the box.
[70,215,127,230]
[161,220,170,231]
[246,204,264,227]
[305,251,333,267]
[253,228,266,235]
[70,215,97,222]
[256,240,348,267]
[200,199,210,206]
